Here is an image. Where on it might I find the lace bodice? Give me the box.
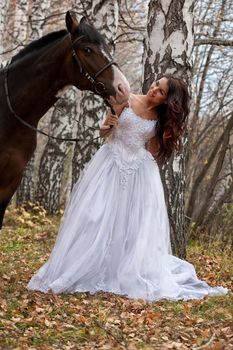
[106,106,157,188]
[109,106,156,150]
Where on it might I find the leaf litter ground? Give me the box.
[0,206,232,350]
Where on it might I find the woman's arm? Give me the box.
[146,136,160,158]
[99,101,129,139]
[99,109,118,139]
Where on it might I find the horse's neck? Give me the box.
[9,36,72,124]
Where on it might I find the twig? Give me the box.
[0,44,23,56]
[192,333,215,350]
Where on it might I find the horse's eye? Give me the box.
[84,47,92,54]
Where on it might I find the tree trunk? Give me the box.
[72,0,119,185]
[142,0,195,258]
[72,91,105,184]
[185,0,228,220]
[0,1,9,72]
[0,0,8,57]
[36,0,119,212]
[195,113,233,226]
[36,89,78,213]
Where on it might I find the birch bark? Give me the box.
[72,0,119,185]
[143,0,194,257]
[36,0,119,212]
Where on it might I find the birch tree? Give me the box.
[185,0,233,244]
[35,0,119,212]
[143,0,195,258]
[0,0,8,61]
[72,0,119,185]
[36,90,78,213]
[31,0,77,213]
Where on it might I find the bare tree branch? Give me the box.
[195,38,233,46]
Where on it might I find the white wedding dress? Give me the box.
[27,104,228,301]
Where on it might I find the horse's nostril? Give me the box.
[117,84,124,95]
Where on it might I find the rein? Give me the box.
[4,62,82,142]
[4,34,116,142]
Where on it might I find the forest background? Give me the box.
[0,1,232,349]
[0,0,232,253]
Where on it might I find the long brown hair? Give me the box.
[155,74,190,162]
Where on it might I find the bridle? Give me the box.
[4,33,117,142]
[71,34,117,98]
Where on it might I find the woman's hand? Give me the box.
[99,125,112,138]
[99,110,119,139]
[103,113,119,128]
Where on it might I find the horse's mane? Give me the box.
[12,20,106,63]
[12,30,67,62]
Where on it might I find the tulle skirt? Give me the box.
[27,144,228,301]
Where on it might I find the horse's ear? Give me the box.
[66,11,79,34]
[80,16,87,24]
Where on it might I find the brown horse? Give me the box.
[0,11,130,229]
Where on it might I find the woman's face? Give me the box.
[147,77,169,106]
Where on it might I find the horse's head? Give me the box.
[66,11,130,105]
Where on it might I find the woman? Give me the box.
[28,75,227,301]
